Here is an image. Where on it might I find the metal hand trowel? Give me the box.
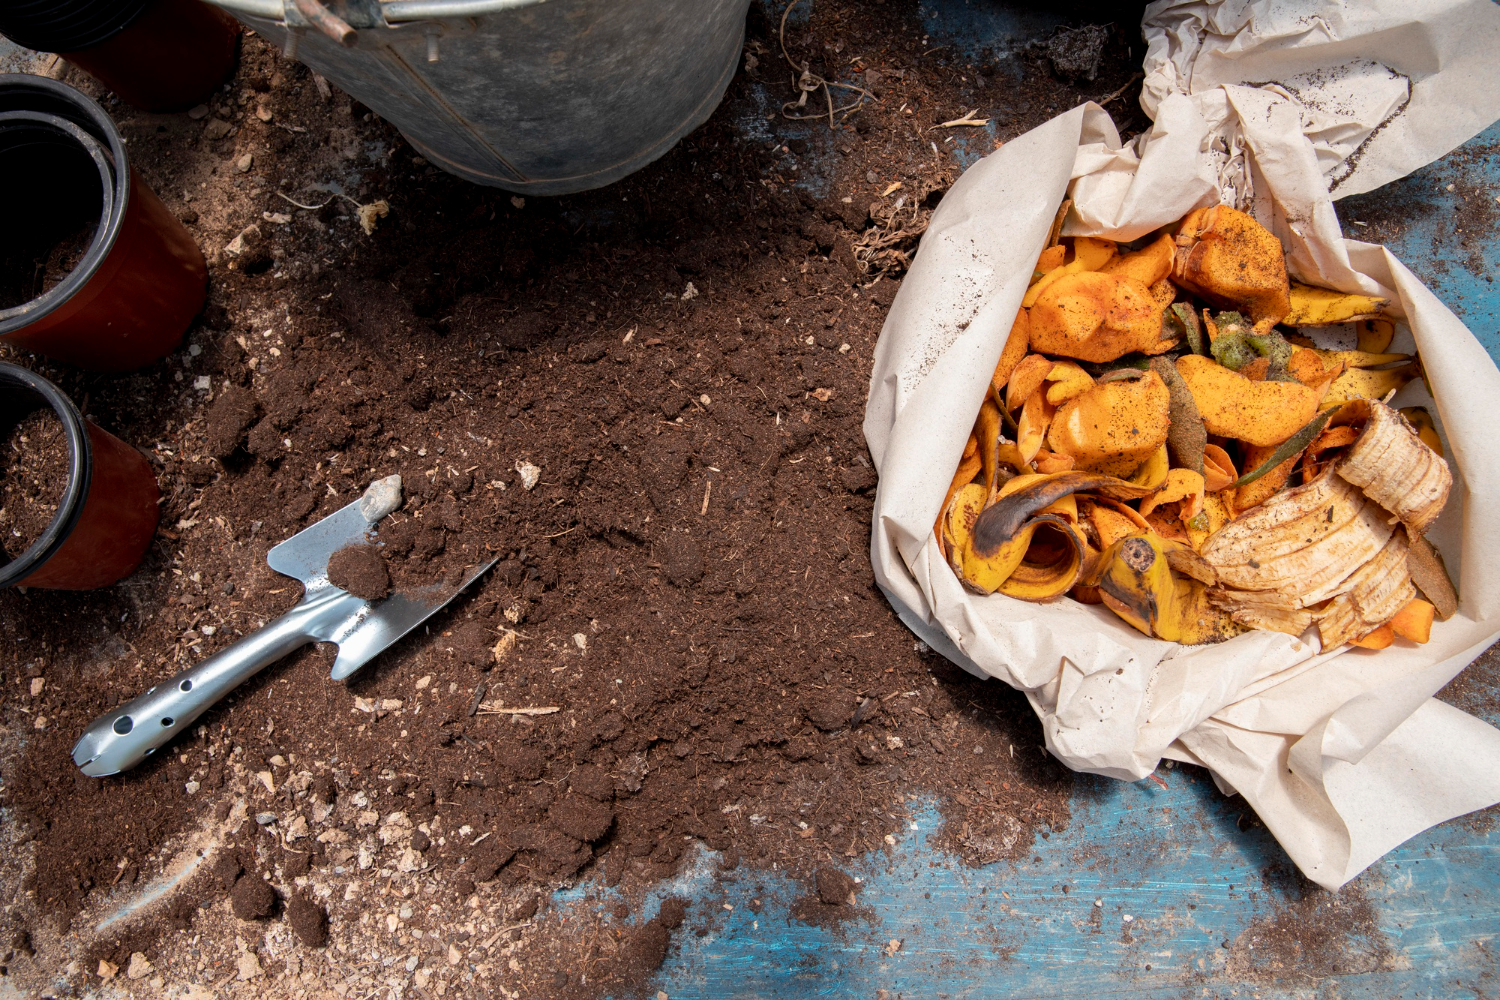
[72,476,495,777]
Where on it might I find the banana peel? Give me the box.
[1128,444,1170,490]
[944,482,989,575]
[1397,406,1443,457]
[990,309,1033,406]
[1309,348,1411,371]
[1093,533,1239,644]
[1338,398,1452,535]
[1285,283,1388,326]
[958,473,1152,600]
[1357,318,1396,354]
[935,434,983,558]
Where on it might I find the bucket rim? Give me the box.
[207,0,548,24]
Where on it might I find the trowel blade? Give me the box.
[263,478,495,680]
[266,496,376,586]
[324,558,498,681]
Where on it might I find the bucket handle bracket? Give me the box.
[283,0,381,44]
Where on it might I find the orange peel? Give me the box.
[1173,205,1290,329]
[1046,371,1172,477]
[1176,354,1319,448]
[1029,270,1176,363]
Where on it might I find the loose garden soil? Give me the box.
[0,221,96,310]
[325,543,390,602]
[0,408,69,560]
[0,3,1493,998]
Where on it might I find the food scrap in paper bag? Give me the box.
[863,0,1500,889]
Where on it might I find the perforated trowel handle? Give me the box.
[71,611,313,776]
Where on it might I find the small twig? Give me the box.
[1098,72,1143,108]
[849,697,874,728]
[475,703,561,717]
[466,682,488,717]
[276,190,363,212]
[939,109,989,128]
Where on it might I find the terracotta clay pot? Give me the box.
[0,75,206,372]
[0,362,160,590]
[0,0,238,112]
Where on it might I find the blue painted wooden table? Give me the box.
[567,6,1500,995]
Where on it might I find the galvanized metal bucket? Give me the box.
[209,0,750,194]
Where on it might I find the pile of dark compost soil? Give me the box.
[0,3,1491,998]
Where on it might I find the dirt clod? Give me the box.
[815,866,856,906]
[285,894,328,947]
[657,897,687,929]
[805,689,854,732]
[326,543,390,601]
[229,875,275,921]
[202,386,259,458]
[547,794,615,844]
[1039,24,1111,83]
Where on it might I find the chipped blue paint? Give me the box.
[1339,120,1500,361]
[918,0,1065,60]
[631,764,1500,999]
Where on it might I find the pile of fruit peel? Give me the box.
[939,203,1458,652]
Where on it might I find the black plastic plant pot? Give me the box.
[0,0,237,113]
[0,362,160,590]
[0,0,155,53]
[0,75,206,371]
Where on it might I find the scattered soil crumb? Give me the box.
[285,893,328,947]
[0,408,69,559]
[229,874,275,921]
[784,864,873,932]
[816,865,857,905]
[326,542,390,600]
[1227,867,1392,980]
